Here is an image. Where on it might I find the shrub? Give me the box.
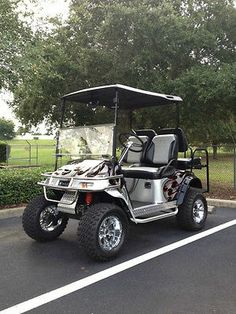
[0,167,49,206]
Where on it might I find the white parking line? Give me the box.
[1,219,236,314]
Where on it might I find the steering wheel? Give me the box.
[119,132,144,153]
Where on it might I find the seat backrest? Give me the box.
[145,134,178,165]
[157,128,188,152]
[123,135,149,164]
[135,129,157,140]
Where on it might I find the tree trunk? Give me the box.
[212,143,218,160]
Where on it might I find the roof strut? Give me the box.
[176,103,180,127]
[112,89,119,163]
[55,99,66,170]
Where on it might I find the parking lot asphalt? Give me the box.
[0,207,235,314]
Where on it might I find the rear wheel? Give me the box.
[22,195,68,241]
[78,203,128,261]
[177,188,207,231]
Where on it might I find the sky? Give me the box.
[0,0,69,132]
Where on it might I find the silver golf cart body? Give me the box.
[38,84,208,224]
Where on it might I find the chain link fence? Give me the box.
[4,142,56,168]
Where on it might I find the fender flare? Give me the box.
[105,188,132,212]
[176,176,202,206]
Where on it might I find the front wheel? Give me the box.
[77,203,128,261]
[22,195,69,241]
[177,188,208,231]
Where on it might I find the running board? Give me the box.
[131,201,178,224]
[131,209,178,223]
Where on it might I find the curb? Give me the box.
[207,198,236,209]
[0,207,24,220]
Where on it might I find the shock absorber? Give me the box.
[85,192,93,206]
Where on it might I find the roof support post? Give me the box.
[59,98,66,128]
[128,110,133,129]
[112,90,119,162]
[176,103,180,127]
[55,99,65,170]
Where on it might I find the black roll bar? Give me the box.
[176,103,180,127]
[55,99,66,170]
[192,148,210,193]
[112,89,119,161]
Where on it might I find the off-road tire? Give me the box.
[177,188,207,231]
[77,203,128,261]
[22,195,68,242]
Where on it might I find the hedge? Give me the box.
[0,168,48,206]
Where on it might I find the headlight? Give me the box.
[79,182,94,189]
[69,179,95,189]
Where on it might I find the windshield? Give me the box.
[59,124,114,159]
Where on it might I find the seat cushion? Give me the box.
[121,165,175,179]
[176,157,202,170]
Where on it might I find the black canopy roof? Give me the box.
[62,84,182,110]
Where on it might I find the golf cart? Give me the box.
[22,84,209,261]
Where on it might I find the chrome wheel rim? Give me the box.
[39,205,62,232]
[98,215,123,251]
[193,199,205,224]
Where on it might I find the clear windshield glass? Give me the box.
[59,124,114,159]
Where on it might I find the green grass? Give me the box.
[179,148,235,186]
[3,139,74,168]
[4,139,56,167]
[195,158,234,185]
[2,140,236,187]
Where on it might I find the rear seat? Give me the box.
[158,128,201,170]
[122,134,178,179]
[176,157,202,170]
[121,128,201,179]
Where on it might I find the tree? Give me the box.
[0,118,16,140]
[174,62,236,157]
[10,0,236,144]
[0,0,32,89]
